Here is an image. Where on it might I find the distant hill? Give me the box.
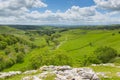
[7,25,55,30]
[0,26,25,34]
[1,24,120,31]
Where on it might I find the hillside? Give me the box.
[0,26,25,35]
[59,29,120,66]
[0,26,38,71]
[0,34,36,71]
[0,26,120,80]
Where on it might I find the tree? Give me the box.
[94,46,118,63]
[51,53,72,66]
[0,41,7,49]
[16,53,24,63]
[30,53,44,69]
[118,31,120,34]
[44,35,50,46]
[29,37,35,41]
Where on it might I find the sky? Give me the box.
[0,0,120,25]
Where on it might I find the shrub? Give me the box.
[94,46,118,63]
[30,53,45,69]
[118,31,120,34]
[77,54,100,67]
[30,49,73,69]
[29,48,49,69]
[29,37,35,41]
[16,53,25,63]
[49,53,73,66]
[0,41,7,49]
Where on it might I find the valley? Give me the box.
[0,25,120,80]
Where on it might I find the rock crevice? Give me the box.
[23,65,100,80]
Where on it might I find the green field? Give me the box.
[0,25,120,79]
[59,29,120,66]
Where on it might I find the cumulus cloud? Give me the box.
[0,0,120,25]
[94,0,120,11]
[66,6,96,17]
[0,0,47,17]
[0,0,47,10]
[22,6,98,24]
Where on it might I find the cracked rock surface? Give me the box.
[22,65,100,80]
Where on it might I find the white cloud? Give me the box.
[0,0,47,10]
[94,0,120,11]
[22,6,98,24]
[25,5,120,25]
[0,0,47,17]
[0,0,120,25]
[66,6,96,16]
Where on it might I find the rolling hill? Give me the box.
[0,25,120,80]
[59,29,120,66]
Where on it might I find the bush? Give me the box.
[30,53,45,69]
[16,53,25,63]
[77,54,100,67]
[0,41,7,49]
[30,49,73,69]
[0,34,35,71]
[49,53,73,66]
[94,46,118,63]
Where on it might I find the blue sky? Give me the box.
[0,0,120,25]
[42,0,95,12]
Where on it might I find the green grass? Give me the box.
[3,48,39,72]
[1,27,120,79]
[101,77,120,80]
[44,74,56,80]
[90,65,120,80]
[59,29,120,65]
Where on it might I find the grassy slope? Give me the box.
[0,26,29,41]
[0,26,25,34]
[58,29,120,79]
[59,29,120,66]
[0,26,47,71]
[90,65,120,80]
[3,48,44,72]
[1,27,120,79]
[0,26,46,46]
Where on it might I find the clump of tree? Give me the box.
[30,49,73,69]
[78,46,118,66]
[0,34,37,71]
[44,33,61,46]
[94,46,118,63]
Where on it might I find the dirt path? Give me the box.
[56,37,68,49]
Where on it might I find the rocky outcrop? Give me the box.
[0,71,22,79]
[22,65,100,80]
[0,65,100,80]
[23,70,38,74]
[40,65,71,71]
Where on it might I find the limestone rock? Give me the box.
[23,66,100,80]
[40,65,72,71]
[0,66,100,80]
[23,70,38,74]
[0,71,22,79]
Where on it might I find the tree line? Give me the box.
[0,34,36,71]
